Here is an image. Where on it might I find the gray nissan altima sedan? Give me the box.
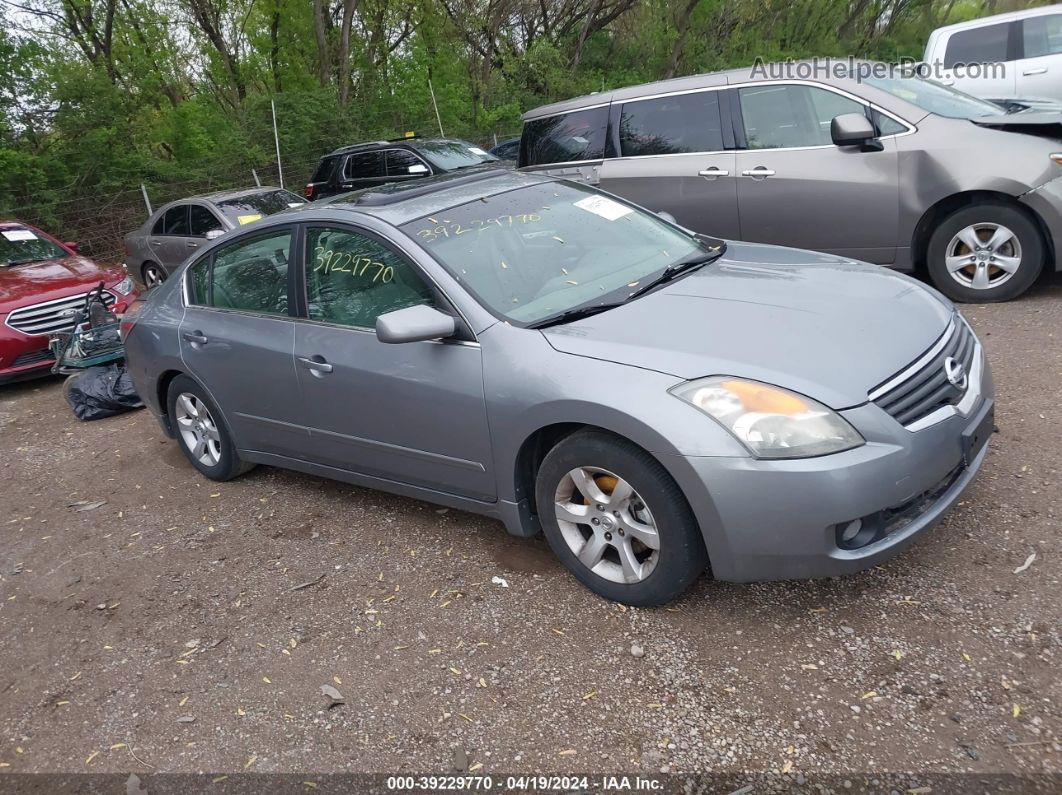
[121,168,994,606]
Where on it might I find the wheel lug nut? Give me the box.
[591,518,600,525]
[604,532,613,541]
[596,504,604,511]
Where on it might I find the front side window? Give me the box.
[399,181,707,326]
[154,205,190,236]
[619,91,724,156]
[345,152,385,180]
[306,227,433,328]
[386,149,431,176]
[738,84,863,149]
[944,22,1012,67]
[1022,14,1062,58]
[189,205,223,236]
[207,229,291,316]
[521,107,609,166]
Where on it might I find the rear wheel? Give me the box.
[166,374,253,481]
[142,262,166,289]
[535,430,707,606]
[926,202,1043,302]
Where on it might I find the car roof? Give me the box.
[285,167,555,226]
[323,137,473,158]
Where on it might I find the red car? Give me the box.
[1,221,139,384]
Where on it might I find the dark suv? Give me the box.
[304,137,500,201]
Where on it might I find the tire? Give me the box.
[926,202,1044,303]
[142,262,166,289]
[166,374,253,481]
[535,429,707,606]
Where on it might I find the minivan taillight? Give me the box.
[304,183,314,199]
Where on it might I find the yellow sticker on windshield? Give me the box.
[237,214,263,225]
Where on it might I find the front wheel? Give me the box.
[926,202,1044,303]
[535,430,707,606]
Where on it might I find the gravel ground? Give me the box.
[0,274,1059,788]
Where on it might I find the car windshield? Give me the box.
[0,228,68,266]
[415,140,498,170]
[215,189,306,222]
[400,181,710,326]
[864,75,1003,119]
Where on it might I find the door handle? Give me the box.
[298,355,333,375]
[182,331,208,345]
[741,167,775,178]
[186,241,199,248]
[1023,67,1048,76]
[698,167,730,178]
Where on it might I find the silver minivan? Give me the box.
[519,61,1062,302]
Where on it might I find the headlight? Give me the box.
[670,377,864,459]
[112,276,135,296]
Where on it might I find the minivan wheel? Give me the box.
[926,203,1043,302]
[535,430,707,606]
[142,262,166,288]
[166,374,253,481]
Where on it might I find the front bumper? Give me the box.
[663,361,995,582]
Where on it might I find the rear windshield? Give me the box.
[415,140,498,170]
[864,76,1003,119]
[215,190,306,223]
[0,227,67,266]
[521,106,609,166]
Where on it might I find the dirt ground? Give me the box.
[1,274,1060,788]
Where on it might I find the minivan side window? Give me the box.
[1022,14,1062,58]
[153,205,190,236]
[944,22,1012,67]
[207,230,292,316]
[305,227,433,329]
[618,91,724,156]
[345,151,385,180]
[738,84,863,149]
[522,106,608,166]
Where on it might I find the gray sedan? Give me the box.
[121,169,994,605]
[124,187,306,287]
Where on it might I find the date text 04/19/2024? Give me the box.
[384,775,664,791]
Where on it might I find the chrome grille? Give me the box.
[5,291,116,337]
[870,319,978,428]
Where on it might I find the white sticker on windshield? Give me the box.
[2,229,37,242]
[468,147,489,156]
[573,195,633,222]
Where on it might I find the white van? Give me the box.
[924,4,1062,103]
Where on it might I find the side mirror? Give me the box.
[376,305,457,344]
[64,241,79,252]
[831,113,881,149]
[205,229,225,240]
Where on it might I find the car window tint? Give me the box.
[619,91,723,156]
[187,256,211,305]
[189,205,223,236]
[160,205,190,236]
[305,227,433,329]
[1023,14,1062,58]
[944,23,1011,67]
[311,156,337,183]
[522,107,608,165]
[738,84,862,149]
[386,149,430,176]
[345,151,385,180]
[210,230,291,316]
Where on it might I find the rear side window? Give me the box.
[619,91,723,156]
[522,107,608,166]
[153,205,190,236]
[944,23,1012,67]
[311,157,337,183]
[1022,14,1062,58]
[192,230,292,316]
[345,151,385,180]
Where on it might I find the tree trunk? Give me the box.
[312,0,331,87]
[338,0,359,106]
[663,0,700,80]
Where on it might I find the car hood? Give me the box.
[540,242,953,409]
[0,256,124,310]
[970,111,1062,141]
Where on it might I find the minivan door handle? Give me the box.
[297,355,333,376]
[698,167,730,179]
[741,167,775,179]
[182,331,209,345]
[1023,67,1048,76]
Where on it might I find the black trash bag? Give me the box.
[63,363,144,421]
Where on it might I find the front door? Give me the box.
[732,83,900,265]
[178,226,308,457]
[599,87,739,238]
[293,224,495,500]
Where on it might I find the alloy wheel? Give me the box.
[174,392,222,467]
[143,264,165,288]
[944,222,1022,291]
[554,466,660,584]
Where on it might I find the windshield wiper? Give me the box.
[624,245,725,302]
[528,301,627,330]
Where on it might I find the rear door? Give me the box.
[598,87,739,238]
[939,21,1017,98]
[520,104,610,185]
[178,226,308,457]
[732,82,900,265]
[1017,13,1062,102]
